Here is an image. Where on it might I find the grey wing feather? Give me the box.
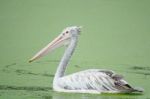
[98,69,143,93]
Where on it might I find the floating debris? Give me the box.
[132,72,150,76]
[0,85,52,91]
[4,63,17,68]
[15,69,54,77]
[74,65,81,68]
[131,66,150,71]
[42,95,52,99]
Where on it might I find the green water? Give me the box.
[0,0,150,99]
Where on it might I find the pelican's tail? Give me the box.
[131,87,144,93]
[113,78,144,93]
[120,86,144,93]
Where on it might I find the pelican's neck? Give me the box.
[54,36,78,80]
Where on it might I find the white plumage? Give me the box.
[53,69,140,94]
[29,26,143,94]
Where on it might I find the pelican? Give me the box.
[29,26,143,94]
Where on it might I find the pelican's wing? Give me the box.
[57,69,143,93]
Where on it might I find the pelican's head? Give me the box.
[62,26,81,37]
[29,26,82,62]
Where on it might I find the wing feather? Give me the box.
[57,69,137,93]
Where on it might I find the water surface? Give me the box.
[0,0,150,99]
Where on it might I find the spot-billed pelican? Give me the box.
[29,26,143,94]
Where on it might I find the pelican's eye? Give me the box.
[66,31,69,34]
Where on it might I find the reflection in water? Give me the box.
[51,92,141,99]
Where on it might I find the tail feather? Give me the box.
[121,87,144,93]
[132,87,144,93]
[114,81,144,93]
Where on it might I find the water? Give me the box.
[0,0,150,99]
